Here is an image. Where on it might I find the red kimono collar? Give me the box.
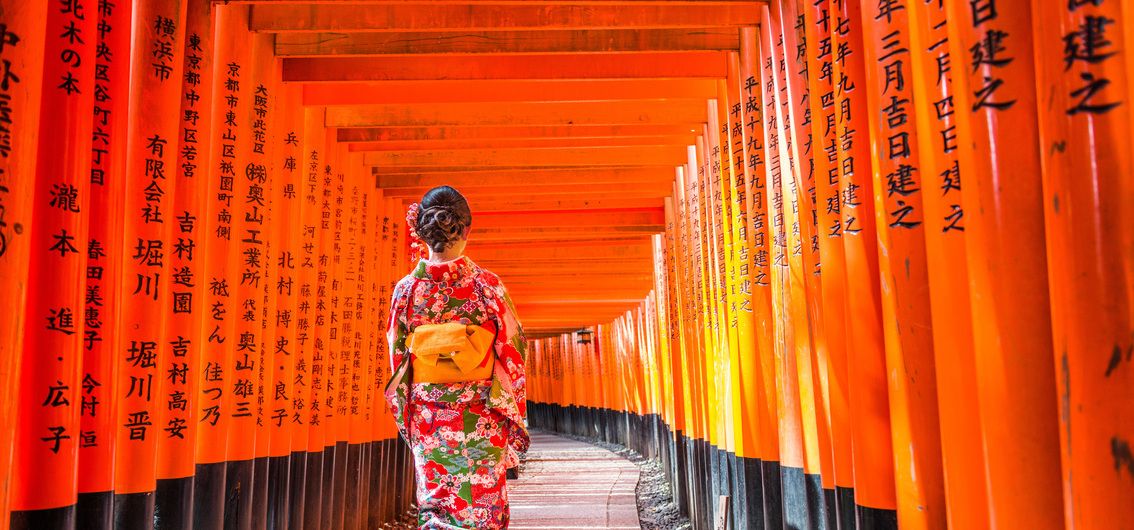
[413,255,477,282]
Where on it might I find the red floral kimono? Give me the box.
[385,256,529,529]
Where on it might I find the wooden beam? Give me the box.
[276,28,740,56]
[346,136,694,151]
[470,225,662,242]
[338,124,702,142]
[326,100,709,127]
[497,274,653,287]
[467,243,652,262]
[461,197,666,213]
[306,79,717,105]
[282,52,728,81]
[362,145,687,167]
[386,182,674,198]
[250,4,761,32]
[374,167,673,188]
[475,209,664,229]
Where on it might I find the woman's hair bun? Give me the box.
[416,186,472,252]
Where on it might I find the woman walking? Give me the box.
[384,186,529,529]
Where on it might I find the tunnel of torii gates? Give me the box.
[0,0,1131,529]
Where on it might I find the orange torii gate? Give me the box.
[1,1,1132,530]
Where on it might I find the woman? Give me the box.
[384,186,529,529]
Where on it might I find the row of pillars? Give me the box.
[528,0,1133,529]
[0,2,417,529]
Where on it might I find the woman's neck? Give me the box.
[428,248,463,263]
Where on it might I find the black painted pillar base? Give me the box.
[835,487,855,530]
[114,491,154,530]
[805,473,832,530]
[741,457,765,530]
[319,445,336,529]
[223,458,254,530]
[760,460,784,530]
[288,451,307,530]
[304,450,324,530]
[155,476,194,530]
[251,457,269,530]
[266,454,291,530]
[780,465,811,530]
[76,491,113,530]
[11,504,77,530]
[855,504,898,530]
[343,443,364,530]
[192,462,226,530]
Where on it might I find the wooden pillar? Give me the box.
[942,0,1064,527]
[1029,1,1134,528]
[759,6,812,528]
[114,1,186,526]
[220,13,262,526]
[905,0,991,527]
[154,2,212,528]
[856,0,948,527]
[8,0,89,527]
[248,33,281,530]
[292,105,324,530]
[302,106,330,530]
[193,5,245,528]
[829,0,899,525]
[0,2,47,527]
[773,1,837,526]
[799,2,858,526]
[267,81,304,530]
[77,0,131,526]
[738,26,784,530]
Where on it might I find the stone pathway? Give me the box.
[509,431,642,529]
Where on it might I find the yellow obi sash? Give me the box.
[407,323,496,384]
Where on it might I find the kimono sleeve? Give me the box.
[386,276,413,374]
[481,272,527,416]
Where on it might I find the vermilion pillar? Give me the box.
[221,11,258,529]
[829,0,898,525]
[0,3,47,530]
[800,2,858,526]
[156,2,213,528]
[294,102,326,530]
[246,33,280,530]
[905,0,991,527]
[305,111,332,530]
[1029,1,1134,528]
[193,5,246,528]
[268,81,304,530]
[856,1,947,528]
[115,1,186,526]
[77,0,130,526]
[943,1,1064,528]
[760,6,811,528]
[738,26,783,530]
[10,0,96,526]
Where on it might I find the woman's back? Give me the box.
[383,187,528,530]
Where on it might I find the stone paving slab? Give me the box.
[509,431,641,530]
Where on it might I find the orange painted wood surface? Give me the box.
[943,0,1065,527]
[0,0,48,524]
[1030,1,1134,527]
[250,4,760,32]
[283,52,727,81]
[830,0,897,512]
[11,0,97,513]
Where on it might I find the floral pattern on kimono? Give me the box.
[384,256,529,530]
